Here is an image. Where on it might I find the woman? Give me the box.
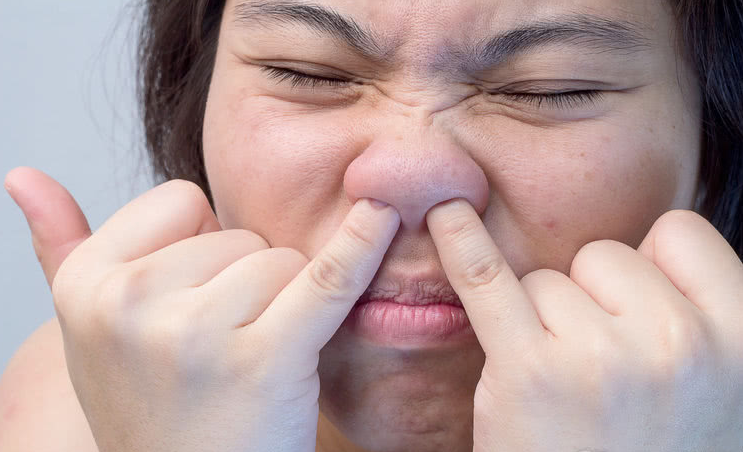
[2,0,742,451]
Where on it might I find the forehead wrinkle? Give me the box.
[232,0,654,79]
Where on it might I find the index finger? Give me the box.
[256,198,400,357]
[426,198,546,356]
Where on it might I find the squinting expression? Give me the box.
[203,0,702,450]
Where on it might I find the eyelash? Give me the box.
[261,66,350,89]
[260,66,605,109]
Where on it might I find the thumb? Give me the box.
[5,166,92,289]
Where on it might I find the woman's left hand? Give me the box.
[426,199,743,452]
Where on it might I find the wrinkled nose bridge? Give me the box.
[343,123,490,232]
[380,100,436,127]
[375,78,468,123]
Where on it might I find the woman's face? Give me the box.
[204,0,701,450]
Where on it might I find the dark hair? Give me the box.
[137,0,742,258]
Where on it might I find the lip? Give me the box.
[340,277,474,346]
[356,276,464,307]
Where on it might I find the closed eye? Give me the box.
[260,66,606,109]
[490,90,605,109]
[260,66,350,89]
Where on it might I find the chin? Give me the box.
[317,325,485,452]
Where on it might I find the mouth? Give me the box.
[344,276,473,345]
[355,277,464,307]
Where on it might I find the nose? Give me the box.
[343,126,490,231]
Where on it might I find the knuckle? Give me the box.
[646,210,711,255]
[51,259,109,333]
[570,239,621,277]
[50,261,76,314]
[460,250,505,291]
[307,252,353,303]
[167,178,211,213]
[79,265,150,339]
[652,209,703,234]
[85,267,141,336]
[519,269,571,303]
[227,228,271,250]
[103,264,150,309]
[652,312,710,377]
[166,178,204,198]
[520,268,565,287]
[584,332,619,380]
[341,216,377,249]
[577,239,620,259]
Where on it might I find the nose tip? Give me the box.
[343,142,489,231]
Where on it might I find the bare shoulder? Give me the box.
[0,317,99,452]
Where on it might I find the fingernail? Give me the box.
[5,182,19,206]
[367,198,389,210]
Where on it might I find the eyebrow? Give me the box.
[234,1,391,62]
[233,1,652,70]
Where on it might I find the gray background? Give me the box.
[1,2,154,372]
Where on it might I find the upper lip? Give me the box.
[356,277,463,307]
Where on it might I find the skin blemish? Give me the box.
[2,400,17,422]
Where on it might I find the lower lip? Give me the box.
[342,299,474,345]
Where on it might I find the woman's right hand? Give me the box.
[5,167,400,452]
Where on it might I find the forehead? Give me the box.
[226,0,666,44]
[226,0,672,74]
[312,0,661,31]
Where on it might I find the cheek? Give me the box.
[487,125,681,275]
[203,89,359,251]
[518,136,675,227]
